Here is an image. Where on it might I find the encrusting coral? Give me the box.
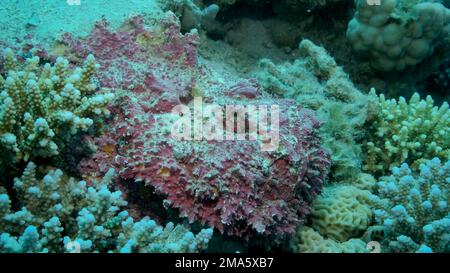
[364,90,449,174]
[290,226,369,253]
[347,0,450,72]
[0,163,213,253]
[0,49,114,175]
[368,157,449,253]
[273,0,342,15]
[309,185,373,242]
[254,39,376,182]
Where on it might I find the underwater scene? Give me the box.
[0,0,448,256]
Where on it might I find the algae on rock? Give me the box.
[254,39,377,182]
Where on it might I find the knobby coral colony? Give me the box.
[0,0,449,254]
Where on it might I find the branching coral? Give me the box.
[254,39,376,182]
[273,0,342,15]
[347,0,450,72]
[0,50,114,174]
[364,91,449,174]
[0,162,212,253]
[368,158,449,253]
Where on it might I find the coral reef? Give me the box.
[428,58,450,94]
[254,39,376,182]
[368,158,449,253]
[347,0,450,72]
[364,91,449,174]
[0,0,448,254]
[209,0,342,11]
[106,94,329,240]
[61,15,331,240]
[0,162,212,253]
[309,185,373,242]
[290,226,369,253]
[272,0,343,16]
[0,50,114,175]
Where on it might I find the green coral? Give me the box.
[254,39,376,182]
[0,163,213,253]
[290,173,376,253]
[364,91,449,174]
[160,0,220,32]
[368,158,449,253]
[0,49,114,174]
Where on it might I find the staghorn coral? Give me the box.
[364,91,449,174]
[0,162,212,253]
[0,50,114,175]
[368,158,449,253]
[63,15,331,240]
[290,226,369,253]
[254,39,376,183]
[309,184,373,242]
[347,0,450,72]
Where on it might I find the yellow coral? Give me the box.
[0,50,114,168]
[364,90,449,174]
[310,185,373,242]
